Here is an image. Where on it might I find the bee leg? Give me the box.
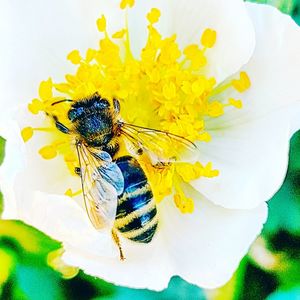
[52,115,70,134]
[113,98,120,114]
[112,229,125,261]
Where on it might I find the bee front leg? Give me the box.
[112,228,125,261]
[52,115,71,134]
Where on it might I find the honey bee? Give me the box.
[51,92,198,259]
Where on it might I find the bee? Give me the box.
[51,92,198,260]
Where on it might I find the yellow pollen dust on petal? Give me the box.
[201,28,217,48]
[231,71,251,93]
[147,8,161,24]
[67,50,82,65]
[120,0,135,9]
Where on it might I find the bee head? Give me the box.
[68,93,110,121]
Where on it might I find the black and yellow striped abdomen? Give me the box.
[114,156,158,243]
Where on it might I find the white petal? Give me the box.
[0,0,122,109]
[128,0,255,83]
[16,190,117,258]
[0,118,25,219]
[0,0,254,113]
[160,194,267,288]
[194,3,300,209]
[62,194,267,290]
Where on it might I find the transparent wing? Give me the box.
[119,122,199,165]
[76,142,124,230]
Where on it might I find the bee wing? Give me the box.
[76,142,124,230]
[119,122,199,165]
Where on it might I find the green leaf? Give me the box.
[0,220,61,258]
[0,191,3,218]
[246,0,297,15]
[0,136,5,166]
[14,265,65,300]
[267,287,300,300]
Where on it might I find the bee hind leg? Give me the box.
[112,229,125,261]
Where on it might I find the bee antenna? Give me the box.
[51,99,74,106]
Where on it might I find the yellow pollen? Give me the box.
[67,50,82,65]
[113,29,126,39]
[229,98,243,109]
[39,78,53,100]
[28,99,44,114]
[120,0,135,9]
[147,8,161,24]
[38,145,57,160]
[201,28,217,48]
[97,15,107,32]
[174,189,194,214]
[231,71,251,93]
[21,127,34,142]
[25,9,250,214]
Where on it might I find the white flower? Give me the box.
[1,0,300,291]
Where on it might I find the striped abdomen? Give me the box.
[114,156,158,243]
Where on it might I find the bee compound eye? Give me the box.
[68,107,84,120]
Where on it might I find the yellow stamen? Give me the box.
[201,28,217,49]
[26,10,249,214]
[113,29,126,39]
[21,127,34,142]
[28,99,44,114]
[67,50,82,65]
[39,78,53,100]
[147,8,161,24]
[231,71,251,93]
[228,98,243,109]
[97,15,106,32]
[38,145,57,160]
[120,0,135,9]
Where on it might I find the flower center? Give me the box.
[21,2,250,214]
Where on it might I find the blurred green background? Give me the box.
[1,0,300,299]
